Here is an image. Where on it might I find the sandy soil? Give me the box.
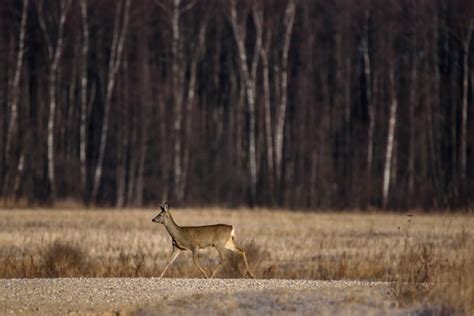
[0,278,412,315]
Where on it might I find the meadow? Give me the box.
[0,208,472,314]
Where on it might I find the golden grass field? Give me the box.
[0,208,473,314]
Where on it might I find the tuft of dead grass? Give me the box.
[41,241,89,277]
[390,243,435,306]
[0,252,40,278]
[430,258,474,315]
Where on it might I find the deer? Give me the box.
[152,202,255,279]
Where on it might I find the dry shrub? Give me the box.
[315,253,387,280]
[0,252,41,278]
[41,241,89,277]
[390,226,474,315]
[426,231,474,315]
[1,241,91,278]
[261,252,387,281]
[390,243,435,306]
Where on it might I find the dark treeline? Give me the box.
[0,0,473,209]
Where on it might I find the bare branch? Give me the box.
[180,0,198,14]
[250,3,262,81]
[36,0,53,59]
[3,0,28,196]
[153,0,172,17]
[92,0,131,202]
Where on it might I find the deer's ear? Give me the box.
[163,202,169,211]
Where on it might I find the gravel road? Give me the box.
[1,278,410,315]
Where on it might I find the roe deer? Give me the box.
[152,202,255,279]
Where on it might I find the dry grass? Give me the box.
[389,219,474,314]
[0,208,473,313]
[41,240,88,277]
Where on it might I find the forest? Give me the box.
[0,0,473,209]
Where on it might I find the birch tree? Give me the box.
[3,0,28,196]
[134,15,154,206]
[383,53,398,208]
[256,8,275,196]
[91,0,130,203]
[115,60,129,208]
[154,0,207,203]
[37,0,72,201]
[170,0,185,202]
[274,0,296,190]
[252,0,295,201]
[79,0,89,202]
[0,0,471,209]
[228,0,262,205]
[362,9,374,204]
[182,19,208,199]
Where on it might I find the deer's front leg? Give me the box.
[191,248,208,278]
[159,246,180,278]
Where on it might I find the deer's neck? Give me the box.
[164,215,182,240]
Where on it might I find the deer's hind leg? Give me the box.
[191,248,208,278]
[224,238,255,279]
[210,246,226,278]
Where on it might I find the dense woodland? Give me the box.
[0,0,473,209]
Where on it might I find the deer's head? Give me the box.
[152,202,171,224]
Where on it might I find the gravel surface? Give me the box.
[1,278,408,315]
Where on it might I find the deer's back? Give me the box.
[179,224,233,249]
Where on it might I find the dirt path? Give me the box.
[1,278,409,315]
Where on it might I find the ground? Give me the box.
[1,278,409,315]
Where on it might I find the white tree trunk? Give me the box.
[274,0,295,185]
[181,21,207,199]
[261,38,275,193]
[383,67,398,208]
[255,7,275,197]
[38,0,72,201]
[229,0,262,204]
[65,45,78,160]
[170,0,185,202]
[154,0,201,203]
[92,0,130,203]
[134,29,155,206]
[116,60,129,208]
[13,153,25,199]
[3,0,28,195]
[362,10,374,182]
